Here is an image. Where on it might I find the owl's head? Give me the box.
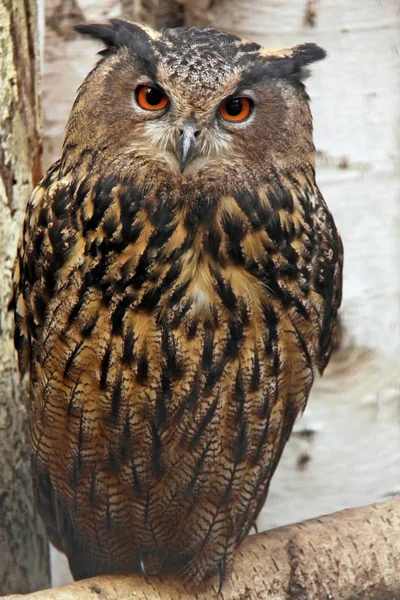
[68,20,325,179]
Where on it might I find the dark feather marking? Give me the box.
[77,408,84,468]
[176,378,201,421]
[147,197,174,229]
[84,261,108,289]
[119,182,141,215]
[89,470,97,504]
[234,189,270,230]
[81,314,98,338]
[213,270,237,311]
[161,327,182,379]
[122,327,135,365]
[254,417,271,465]
[204,361,224,397]
[48,221,71,271]
[264,211,283,240]
[136,350,149,384]
[100,344,111,389]
[187,317,199,339]
[120,415,131,462]
[151,420,164,475]
[225,321,244,360]
[68,294,86,326]
[171,297,192,328]
[26,313,36,339]
[269,188,294,213]
[42,264,57,295]
[262,303,278,355]
[234,419,248,464]
[53,187,72,219]
[250,346,261,392]
[163,261,182,289]
[148,224,174,249]
[34,294,47,324]
[203,227,222,261]
[111,378,122,423]
[221,211,247,240]
[139,285,164,312]
[166,230,195,262]
[64,340,84,378]
[155,381,168,428]
[41,160,60,189]
[185,441,212,497]
[82,177,116,233]
[169,279,190,306]
[67,376,81,415]
[38,206,48,227]
[201,326,214,371]
[129,248,152,290]
[112,294,134,335]
[189,396,219,449]
[102,213,119,237]
[184,194,217,230]
[33,229,44,257]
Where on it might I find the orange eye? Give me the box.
[136,85,169,111]
[219,96,253,122]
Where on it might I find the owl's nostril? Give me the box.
[179,128,200,138]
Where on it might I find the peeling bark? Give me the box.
[2,501,400,600]
[0,0,50,594]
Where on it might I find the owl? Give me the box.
[11,19,343,589]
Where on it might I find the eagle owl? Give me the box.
[11,20,343,588]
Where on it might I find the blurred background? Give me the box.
[6,0,400,588]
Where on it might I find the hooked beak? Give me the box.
[177,119,198,173]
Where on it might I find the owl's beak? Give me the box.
[177,119,198,173]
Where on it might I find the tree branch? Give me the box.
[2,500,399,600]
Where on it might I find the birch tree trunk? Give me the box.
[0,0,50,594]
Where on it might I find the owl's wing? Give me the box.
[10,161,82,553]
[11,162,56,374]
[309,188,343,374]
[208,179,343,550]
[252,182,343,376]
[10,160,72,376]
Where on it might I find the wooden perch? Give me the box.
[3,500,399,600]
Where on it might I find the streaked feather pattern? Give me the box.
[11,20,342,588]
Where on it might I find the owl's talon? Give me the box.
[251,519,258,534]
[140,553,149,584]
[218,561,226,595]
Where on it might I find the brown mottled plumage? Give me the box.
[11,20,343,588]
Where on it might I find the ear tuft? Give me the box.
[249,42,326,83]
[74,23,117,47]
[74,19,152,53]
[291,43,327,67]
[74,19,157,76]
